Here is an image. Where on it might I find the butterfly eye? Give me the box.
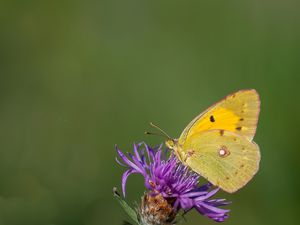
[165,139,175,149]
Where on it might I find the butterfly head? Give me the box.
[145,123,183,161]
[165,139,176,149]
[166,139,184,162]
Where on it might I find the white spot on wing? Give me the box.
[219,149,226,156]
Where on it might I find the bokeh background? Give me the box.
[0,1,299,225]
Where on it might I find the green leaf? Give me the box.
[113,188,139,225]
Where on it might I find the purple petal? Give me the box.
[181,191,208,198]
[196,202,230,214]
[194,188,219,202]
[193,183,212,192]
[178,197,194,211]
[116,146,143,172]
[133,143,142,162]
[207,199,232,207]
[121,169,138,197]
[144,144,155,163]
[115,157,127,167]
[129,154,147,175]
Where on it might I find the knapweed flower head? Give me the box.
[116,143,230,224]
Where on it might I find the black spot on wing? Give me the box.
[236,127,242,131]
[210,115,215,122]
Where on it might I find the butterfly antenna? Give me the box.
[149,122,171,139]
[144,131,167,138]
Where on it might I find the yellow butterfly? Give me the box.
[148,89,260,193]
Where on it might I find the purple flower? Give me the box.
[116,143,230,222]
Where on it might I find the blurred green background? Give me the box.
[0,1,299,225]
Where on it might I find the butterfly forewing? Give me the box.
[179,89,260,143]
[182,130,260,193]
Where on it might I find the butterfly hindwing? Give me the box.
[179,89,260,143]
[182,130,260,193]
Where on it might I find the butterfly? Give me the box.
[147,89,261,193]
